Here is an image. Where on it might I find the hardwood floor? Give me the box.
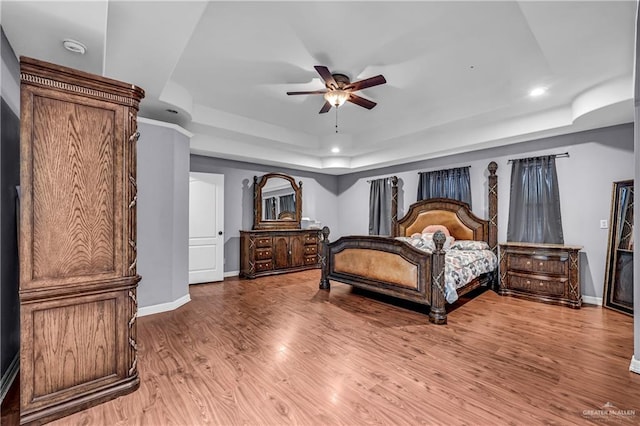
[3,269,639,425]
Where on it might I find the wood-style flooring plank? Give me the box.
[2,269,639,425]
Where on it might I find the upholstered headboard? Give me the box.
[394,198,489,243]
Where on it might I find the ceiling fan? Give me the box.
[287,65,386,114]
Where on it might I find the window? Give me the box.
[369,177,392,235]
[417,166,472,207]
[507,155,564,244]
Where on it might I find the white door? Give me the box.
[189,172,224,284]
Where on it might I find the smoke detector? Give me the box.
[62,39,87,55]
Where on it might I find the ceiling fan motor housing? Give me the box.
[330,73,350,89]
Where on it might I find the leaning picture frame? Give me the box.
[603,180,634,315]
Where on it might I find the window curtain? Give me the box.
[279,194,295,214]
[507,155,564,244]
[417,166,472,207]
[264,197,277,220]
[369,178,392,236]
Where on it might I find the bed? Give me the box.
[318,162,499,324]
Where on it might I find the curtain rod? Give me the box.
[367,176,396,183]
[417,165,471,174]
[507,152,569,164]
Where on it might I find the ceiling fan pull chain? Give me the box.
[335,106,339,133]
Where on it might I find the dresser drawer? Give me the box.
[507,254,568,275]
[508,273,565,296]
[304,255,318,265]
[255,260,273,272]
[304,234,318,245]
[304,245,317,255]
[255,248,272,260]
[256,236,272,248]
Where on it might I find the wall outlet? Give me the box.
[600,219,608,229]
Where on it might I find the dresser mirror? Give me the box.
[603,179,633,315]
[254,172,302,230]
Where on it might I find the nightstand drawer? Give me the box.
[255,248,272,260]
[507,254,568,275]
[304,245,317,255]
[508,273,565,296]
[304,255,317,265]
[256,237,272,248]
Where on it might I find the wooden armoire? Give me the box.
[19,57,144,424]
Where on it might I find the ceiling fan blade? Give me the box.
[319,101,332,114]
[286,90,327,95]
[314,65,338,89]
[348,93,377,110]
[346,75,387,91]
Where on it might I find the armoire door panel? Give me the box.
[23,91,125,287]
[21,290,128,411]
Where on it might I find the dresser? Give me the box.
[499,242,582,308]
[240,229,321,278]
[19,57,144,424]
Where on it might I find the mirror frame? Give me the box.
[253,172,302,230]
[603,179,634,316]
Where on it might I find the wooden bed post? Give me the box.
[391,176,398,236]
[319,226,331,290]
[487,161,498,254]
[429,231,447,324]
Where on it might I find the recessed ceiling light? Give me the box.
[62,39,87,55]
[529,86,547,97]
[331,147,340,153]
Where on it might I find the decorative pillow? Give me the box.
[422,224,451,237]
[450,240,490,251]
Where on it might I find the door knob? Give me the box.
[218,231,223,235]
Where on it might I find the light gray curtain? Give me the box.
[507,155,564,244]
[417,166,472,207]
[369,178,392,235]
[264,197,276,220]
[279,194,295,214]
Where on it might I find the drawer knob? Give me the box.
[539,262,543,266]
[526,280,531,284]
[539,282,544,286]
[526,261,531,265]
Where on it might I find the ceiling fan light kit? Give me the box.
[287,65,386,114]
[324,90,349,107]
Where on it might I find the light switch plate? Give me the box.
[600,219,608,229]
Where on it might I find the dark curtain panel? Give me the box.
[417,166,472,207]
[279,194,295,213]
[369,178,391,235]
[264,197,277,220]
[507,155,564,244]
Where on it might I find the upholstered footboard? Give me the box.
[319,227,449,324]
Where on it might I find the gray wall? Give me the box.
[190,156,339,273]
[336,124,634,301]
[0,26,20,393]
[137,120,190,309]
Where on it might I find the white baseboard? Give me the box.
[630,355,640,374]
[0,352,19,403]
[224,270,239,278]
[137,293,191,317]
[581,295,602,306]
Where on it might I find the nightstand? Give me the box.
[499,242,582,308]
